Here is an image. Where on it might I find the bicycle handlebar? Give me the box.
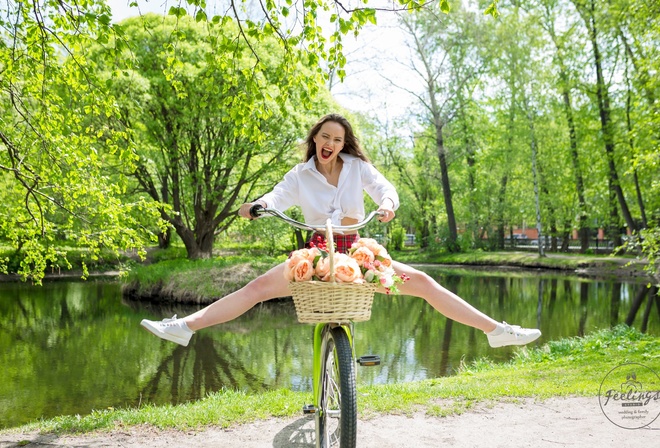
[249,204,383,234]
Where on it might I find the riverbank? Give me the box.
[0,250,651,305]
[1,326,658,445]
[117,250,651,305]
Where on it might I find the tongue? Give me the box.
[322,149,332,159]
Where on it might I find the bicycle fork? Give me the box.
[303,323,381,448]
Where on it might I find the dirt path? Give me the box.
[2,397,658,448]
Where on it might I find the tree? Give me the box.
[398,10,469,252]
[0,1,163,282]
[1,0,485,280]
[92,14,335,259]
[536,0,591,252]
[571,0,638,239]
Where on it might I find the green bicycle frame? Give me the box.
[312,323,354,406]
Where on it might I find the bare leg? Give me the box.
[183,262,291,331]
[384,261,498,333]
[143,259,539,348]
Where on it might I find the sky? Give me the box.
[105,0,418,123]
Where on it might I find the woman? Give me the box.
[141,114,541,348]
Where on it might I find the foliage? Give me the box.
[376,0,658,255]
[389,223,406,251]
[0,1,165,283]
[631,225,660,286]
[90,13,336,259]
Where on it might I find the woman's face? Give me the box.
[313,121,345,167]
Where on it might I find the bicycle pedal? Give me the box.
[357,355,381,366]
[303,404,317,414]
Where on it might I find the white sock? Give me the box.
[487,322,504,336]
[180,320,194,332]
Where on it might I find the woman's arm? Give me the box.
[377,198,396,223]
[361,162,399,222]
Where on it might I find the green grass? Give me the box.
[0,245,132,278]
[390,249,640,272]
[5,325,657,434]
[120,247,647,303]
[122,254,287,301]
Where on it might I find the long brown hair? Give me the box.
[303,114,370,163]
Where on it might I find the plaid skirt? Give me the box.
[307,232,359,254]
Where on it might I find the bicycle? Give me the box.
[250,204,383,448]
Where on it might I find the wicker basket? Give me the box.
[289,220,377,324]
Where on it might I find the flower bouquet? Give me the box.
[284,234,408,323]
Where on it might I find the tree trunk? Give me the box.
[580,0,637,234]
[496,174,508,250]
[527,106,545,257]
[158,228,172,249]
[543,0,590,252]
[435,124,459,252]
[624,66,648,229]
[561,80,590,252]
[461,110,480,248]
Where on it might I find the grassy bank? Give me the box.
[5,325,658,434]
[121,247,648,303]
[121,254,286,303]
[390,248,641,272]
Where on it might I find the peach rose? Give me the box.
[315,256,331,281]
[293,259,314,282]
[283,261,295,281]
[353,238,387,258]
[333,254,361,283]
[378,253,393,268]
[350,246,375,267]
[288,248,319,267]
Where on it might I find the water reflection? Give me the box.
[0,268,658,429]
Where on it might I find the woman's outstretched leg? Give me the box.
[390,261,541,347]
[140,263,291,346]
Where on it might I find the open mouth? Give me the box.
[321,148,333,159]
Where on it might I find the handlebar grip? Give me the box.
[249,204,264,218]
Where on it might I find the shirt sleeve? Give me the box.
[257,165,300,212]
[361,161,400,211]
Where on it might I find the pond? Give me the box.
[1,266,658,429]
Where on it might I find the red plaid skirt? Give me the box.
[307,232,359,254]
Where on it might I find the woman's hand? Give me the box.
[238,202,264,219]
[377,201,396,223]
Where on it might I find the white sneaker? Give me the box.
[140,315,194,347]
[487,322,541,348]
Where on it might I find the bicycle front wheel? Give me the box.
[318,326,357,448]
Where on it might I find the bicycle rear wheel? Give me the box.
[318,326,357,448]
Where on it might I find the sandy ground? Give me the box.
[1,397,658,448]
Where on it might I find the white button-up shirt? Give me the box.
[259,153,399,226]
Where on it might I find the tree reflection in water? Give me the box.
[626,286,659,333]
[1,272,658,429]
[140,332,268,404]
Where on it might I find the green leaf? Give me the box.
[168,6,188,18]
[195,10,207,22]
[484,1,500,18]
[439,0,451,14]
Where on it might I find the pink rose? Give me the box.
[379,275,394,288]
